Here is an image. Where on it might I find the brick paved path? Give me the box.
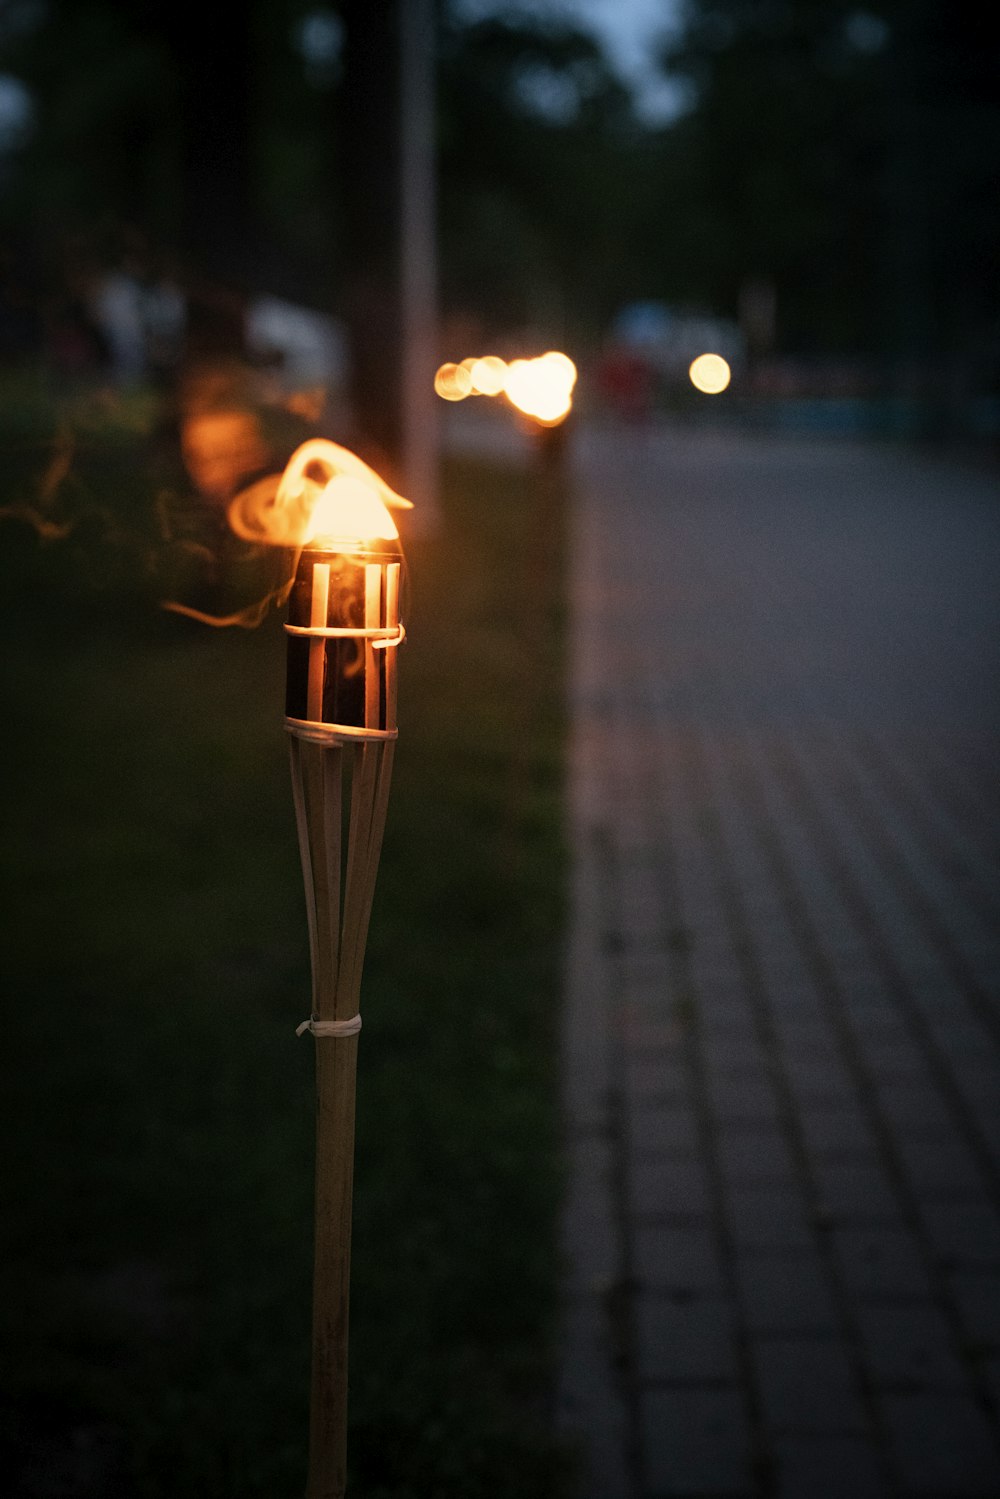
[557,424,1000,1499]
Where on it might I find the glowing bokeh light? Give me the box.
[689,353,732,394]
[182,410,271,503]
[435,349,577,426]
[503,351,577,426]
[540,351,578,389]
[469,355,508,396]
[433,361,473,401]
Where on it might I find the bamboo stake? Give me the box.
[291,733,396,1499]
[278,438,408,1499]
[385,564,400,732]
[307,563,331,723]
[308,1014,357,1499]
[291,737,354,1499]
[364,565,381,732]
[337,743,384,1009]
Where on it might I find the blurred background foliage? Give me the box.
[0,0,996,373]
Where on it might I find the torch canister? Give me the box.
[285,541,404,742]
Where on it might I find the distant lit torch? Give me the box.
[434,350,576,478]
[267,439,410,1499]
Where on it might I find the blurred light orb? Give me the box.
[434,361,473,401]
[469,355,508,396]
[504,352,576,426]
[689,353,731,394]
[540,350,578,389]
[181,410,270,502]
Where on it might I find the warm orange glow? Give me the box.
[227,438,411,549]
[540,351,577,387]
[434,361,473,401]
[503,351,577,426]
[469,355,507,395]
[689,353,732,394]
[436,349,577,425]
[182,410,270,503]
[305,475,399,547]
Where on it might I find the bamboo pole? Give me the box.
[290,731,397,1499]
[308,1010,358,1499]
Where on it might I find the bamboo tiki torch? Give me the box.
[278,440,409,1499]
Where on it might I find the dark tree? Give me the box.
[652,0,1000,398]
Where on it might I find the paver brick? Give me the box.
[811,1155,902,1224]
[725,1187,815,1252]
[782,1058,860,1109]
[629,1105,701,1159]
[636,1294,740,1383]
[717,1126,798,1185]
[558,1293,631,1499]
[631,1156,713,1221]
[642,1386,752,1496]
[799,1107,879,1159]
[709,1076,783,1126]
[752,1336,867,1434]
[701,1033,769,1071]
[873,1080,956,1137]
[854,1301,968,1389]
[626,1056,690,1106]
[771,1435,887,1499]
[773,1026,845,1066]
[882,1391,1000,1495]
[946,1271,1000,1351]
[894,1133,991,1201]
[918,1200,1000,1269]
[861,1038,935,1082]
[561,1145,621,1290]
[633,1224,725,1295]
[735,1251,840,1334]
[831,1226,934,1299]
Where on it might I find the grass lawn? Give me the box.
[0,385,573,1498]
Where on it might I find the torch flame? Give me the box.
[503,351,577,426]
[163,438,408,629]
[305,474,400,547]
[434,350,577,427]
[227,438,411,549]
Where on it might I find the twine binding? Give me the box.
[296,1015,363,1039]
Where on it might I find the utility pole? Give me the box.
[400,0,439,527]
[340,0,438,522]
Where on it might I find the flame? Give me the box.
[226,438,411,549]
[689,353,732,394]
[305,474,399,547]
[503,350,577,426]
[162,438,408,627]
[435,349,577,426]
